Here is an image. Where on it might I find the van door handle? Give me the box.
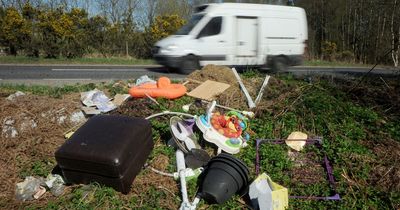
[238,41,245,45]
[219,40,225,43]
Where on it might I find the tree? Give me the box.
[86,15,109,56]
[22,3,40,57]
[148,14,185,42]
[1,7,30,55]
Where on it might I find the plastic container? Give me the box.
[198,154,249,204]
[55,115,153,194]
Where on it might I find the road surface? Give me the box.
[0,64,398,85]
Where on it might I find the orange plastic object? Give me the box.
[129,77,187,99]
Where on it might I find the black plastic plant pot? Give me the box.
[212,154,249,183]
[208,158,247,189]
[199,154,249,204]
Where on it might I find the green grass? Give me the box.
[0,55,379,67]
[2,74,399,209]
[0,55,155,65]
[303,59,372,67]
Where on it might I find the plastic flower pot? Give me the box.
[199,154,249,204]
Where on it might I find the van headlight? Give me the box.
[160,45,178,54]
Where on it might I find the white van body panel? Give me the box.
[153,3,308,70]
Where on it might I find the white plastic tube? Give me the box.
[231,68,256,108]
[255,75,271,104]
[145,111,195,120]
[176,149,189,204]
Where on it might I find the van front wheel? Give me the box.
[179,55,200,74]
[271,57,288,72]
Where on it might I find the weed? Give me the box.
[19,159,56,178]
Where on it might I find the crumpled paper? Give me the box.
[80,89,116,114]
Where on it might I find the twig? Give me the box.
[349,48,394,93]
[157,186,176,197]
[377,166,394,184]
[186,79,203,84]
[379,77,390,89]
[144,93,160,106]
[274,93,304,119]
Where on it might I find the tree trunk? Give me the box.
[391,0,399,67]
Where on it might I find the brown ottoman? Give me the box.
[55,115,153,194]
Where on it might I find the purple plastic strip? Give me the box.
[255,138,341,201]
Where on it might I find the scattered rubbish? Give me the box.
[55,115,153,194]
[57,116,68,124]
[255,137,341,201]
[69,111,86,124]
[176,149,201,210]
[182,103,192,112]
[170,116,199,153]
[33,186,46,199]
[232,68,256,108]
[249,173,288,210]
[81,89,116,113]
[197,99,255,118]
[64,131,74,139]
[185,149,211,169]
[112,94,131,106]
[15,173,66,201]
[81,106,101,115]
[198,153,249,204]
[285,131,308,152]
[231,68,272,109]
[129,77,187,99]
[187,80,230,101]
[2,117,18,138]
[6,91,25,101]
[19,117,38,132]
[15,176,43,201]
[254,75,271,104]
[173,167,203,181]
[45,174,65,196]
[135,75,156,86]
[196,101,250,154]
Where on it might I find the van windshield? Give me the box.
[175,14,204,35]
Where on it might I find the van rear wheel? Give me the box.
[179,55,200,74]
[271,57,288,72]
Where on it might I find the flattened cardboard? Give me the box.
[187,80,230,101]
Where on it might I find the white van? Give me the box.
[153,3,308,74]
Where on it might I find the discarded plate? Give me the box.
[285,131,307,151]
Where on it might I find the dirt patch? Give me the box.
[367,139,400,192]
[333,77,400,119]
[109,98,159,118]
[0,92,83,207]
[129,171,179,209]
[187,65,296,114]
[288,150,326,185]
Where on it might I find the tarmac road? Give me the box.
[0,64,398,86]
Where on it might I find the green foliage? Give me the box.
[321,41,337,61]
[19,159,56,178]
[149,15,186,42]
[1,7,31,55]
[0,83,95,98]
[4,75,400,209]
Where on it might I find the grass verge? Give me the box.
[1,73,399,209]
[0,56,155,65]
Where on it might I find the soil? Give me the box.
[0,93,82,207]
[0,92,178,209]
[187,64,293,115]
